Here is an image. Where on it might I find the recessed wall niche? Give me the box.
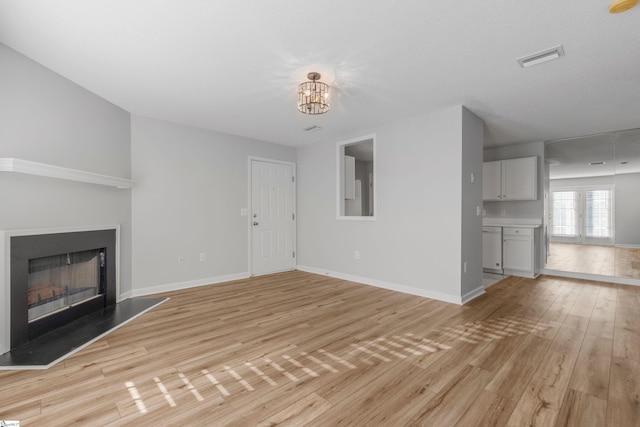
[337,136,376,219]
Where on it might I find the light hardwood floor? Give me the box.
[546,242,640,278]
[1,270,639,426]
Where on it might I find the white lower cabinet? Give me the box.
[503,227,538,278]
[482,227,502,272]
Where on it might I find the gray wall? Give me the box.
[0,43,133,295]
[2,40,486,304]
[615,173,640,246]
[549,175,615,189]
[130,116,296,293]
[296,105,484,303]
[460,107,484,297]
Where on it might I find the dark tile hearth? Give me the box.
[0,297,167,369]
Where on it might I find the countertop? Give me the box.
[482,217,542,228]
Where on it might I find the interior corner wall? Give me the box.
[460,107,484,298]
[130,115,296,294]
[296,106,468,303]
[0,43,133,296]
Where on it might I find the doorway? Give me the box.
[250,159,296,276]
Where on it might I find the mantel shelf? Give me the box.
[0,158,134,189]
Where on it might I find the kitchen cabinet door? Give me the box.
[503,235,533,272]
[482,157,537,201]
[503,157,537,200]
[482,161,502,201]
[482,228,502,271]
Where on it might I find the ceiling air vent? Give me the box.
[303,125,322,132]
[517,45,565,68]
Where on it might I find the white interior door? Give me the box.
[251,160,295,275]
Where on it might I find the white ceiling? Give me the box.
[1,1,639,148]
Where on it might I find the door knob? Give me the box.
[253,222,259,226]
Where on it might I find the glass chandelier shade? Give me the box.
[297,72,330,115]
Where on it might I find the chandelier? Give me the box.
[297,72,330,115]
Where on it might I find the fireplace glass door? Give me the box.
[27,249,104,322]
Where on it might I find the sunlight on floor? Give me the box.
[124,381,147,414]
[123,315,552,415]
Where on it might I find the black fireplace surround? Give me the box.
[10,229,116,349]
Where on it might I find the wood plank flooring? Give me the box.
[546,242,640,278]
[1,270,639,426]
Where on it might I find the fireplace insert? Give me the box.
[10,229,116,349]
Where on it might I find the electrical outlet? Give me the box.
[463,262,467,273]
[178,256,184,264]
[354,251,360,260]
[500,209,506,217]
[199,253,206,262]
[476,206,481,216]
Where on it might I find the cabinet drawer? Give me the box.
[503,227,532,236]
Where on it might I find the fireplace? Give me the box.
[10,229,116,349]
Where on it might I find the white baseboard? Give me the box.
[542,269,640,287]
[129,267,489,305]
[131,272,250,297]
[461,286,485,304]
[296,265,464,305]
[503,269,538,279]
[119,290,133,301]
[615,243,640,249]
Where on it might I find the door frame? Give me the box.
[247,156,297,276]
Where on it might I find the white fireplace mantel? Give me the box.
[0,158,134,189]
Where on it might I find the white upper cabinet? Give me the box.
[503,157,537,200]
[482,156,537,201]
[482,161,502,201]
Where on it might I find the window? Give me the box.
[551,191,577,237]
[585,189,611,238]
[550,187,613,242]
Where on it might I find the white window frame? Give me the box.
[551,190,579,239]
[550,185,615,245]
